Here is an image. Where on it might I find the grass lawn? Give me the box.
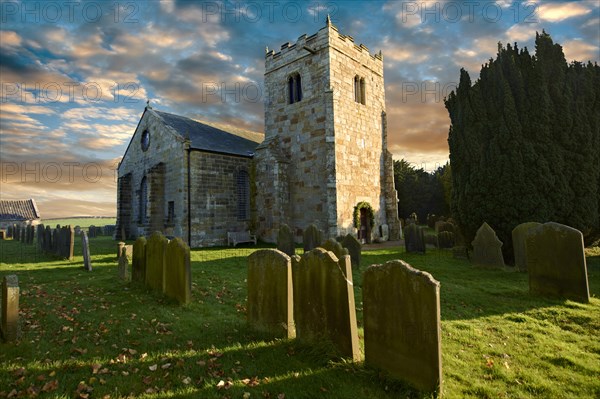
[1,237,599,398]
[41,218,117,229]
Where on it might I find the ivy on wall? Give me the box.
[353,201,375,230]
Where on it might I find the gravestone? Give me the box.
[438,231,455,249]
[7,225,13,239]
[88,225,97,238]
[164,237,192,304]
[118,246,130,281]
[14,225,20,241]
[276,224,295,257]
[292,248,360,361]
[132,237,147,283]
[44,226,52,252]
[526,222,589,303]
[20,227,25,243]
[425,234,438,248]
[0,230,4,240]
[25,226,31,244]
[321,238,349,259]
[81,231,92,271]
[29,225,35,244]
[436,221,454,234]
[452,246,469,260]
[363,260,442,393]
[52,228,59,255]
[303,224,322,252]
[404,224,426,254]
[512,222,542,271]
[341,234,361,268]
[103,225,116,236]
[247,249,294,338]
[471,222,504,268]
[145,232,168,293]
[1,275,19,342]
[379,224,389,241]
[36,224,44,250]
[74,226,81,236]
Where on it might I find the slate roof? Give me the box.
[0,199,41,221]
[154,110,261,157]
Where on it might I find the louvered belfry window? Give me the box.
[236,170,250,220]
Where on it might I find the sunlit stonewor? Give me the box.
[115,20,400,247]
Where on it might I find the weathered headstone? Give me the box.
[74,226,81,236]
[526,222,589,303]
[341,234,361,268]
[1,275,19,342]
[471,222,504,268]
[52,228,59,255]
[438,231,455,249]
[321,238,349,259]
[145,232,168,293]
[379,224,389,241]
[7,225,13,239]
[292,248,360,361]
[303,224,322,252]
[164,237,191,304]
[247,249,294,338]
[36,224,44,250]
[118,246,130,281]
[81,231,92,271]
[277,224,295,257]
[132,237,147,283]
[44,225,52,252]
[66,225,74,260]
[363,260,442,393]
[512,222,542,271]
[404,224,426,254]
[14,224,20,241]
[20,226,25,243]
[88,225,97,238]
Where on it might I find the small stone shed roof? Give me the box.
[0,199,41,221]
[155,110,261,157]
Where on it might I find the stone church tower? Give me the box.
[254,18,400,242]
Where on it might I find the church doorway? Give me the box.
[359,208,371,243]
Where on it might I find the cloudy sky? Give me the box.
[1,0,598,217]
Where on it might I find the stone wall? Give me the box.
[189,151,253,247]
[257,21,400,241]
[117,109,186,242]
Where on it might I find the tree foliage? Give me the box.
[445,31,600,261]
[394,159,451,222]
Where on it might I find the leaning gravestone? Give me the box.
[341,234,361,268]
[404,224,426,254]
[303,224,322,252]
[164,238,192,304]
[321,238,349,259]
[247,249,294,338]
[471,222,504,268]
[526,222,589,303]
[363,260,442,393]
[118,246,130,281]
[512,222,542,271]
[1,275,20,342]
[132,237,147,283]
[277,224,295,257]
[81,231,92,271]
[292,248,360,361]
[145,232,168,293]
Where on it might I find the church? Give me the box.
[116,19,400,247]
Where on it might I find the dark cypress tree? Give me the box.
[446,32,600,261]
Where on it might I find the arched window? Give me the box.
[354,75,366,105]
[287,73,302,104]
[236,170,250,220]
[139,176,148,224]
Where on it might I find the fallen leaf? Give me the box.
[149,364,157,372]
[278,394,285,399]
[91,364,102,374]
[161,363,171,370]
[182,376,192,385]
[243,393,251,399]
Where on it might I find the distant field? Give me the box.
[42,217,116,228]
